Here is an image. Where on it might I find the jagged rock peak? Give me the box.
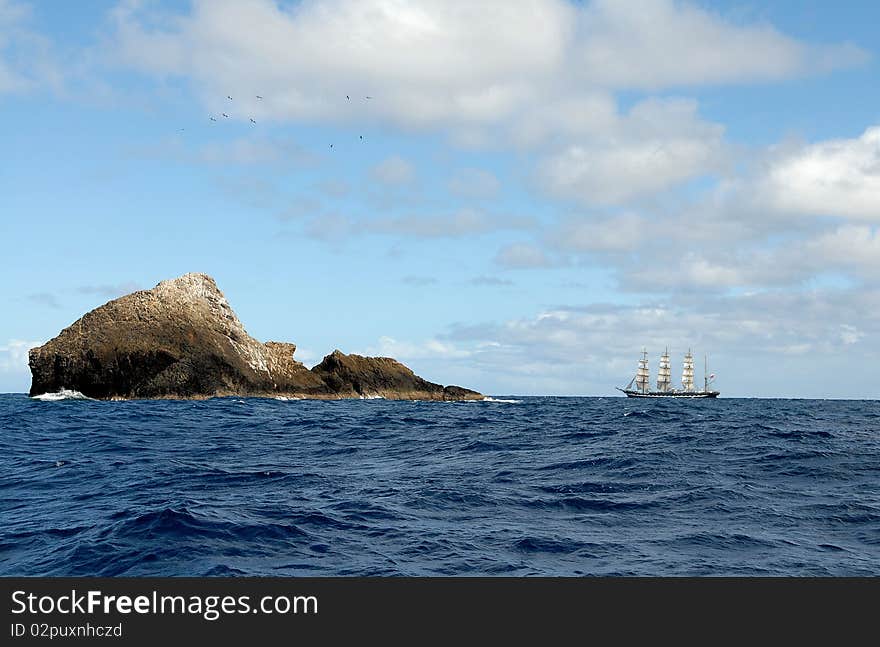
[28,273,483,401]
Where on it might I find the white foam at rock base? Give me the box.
[31,389,93,401]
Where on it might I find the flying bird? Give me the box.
[256,95,263,99]
[210,116,217,121]
[250,118,256,124]
[359,135,363,141]
[227,95,232,100]
[222,113,229,118]
[329,144,334,149]
[346,95,350,100]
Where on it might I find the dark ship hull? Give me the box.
[617,388,719,399]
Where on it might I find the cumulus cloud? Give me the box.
[798,225,880,277]
[573,0,866,89]
[107,0,865,131]
[359,286,875,393]
[757,126,880,220]
[493,119,880,293]
[543,220,880,294]
[101,0,868,218]
[439,288,878,395]
[107,0,569,127]
[536,98,727,205]
[548,213,646,254]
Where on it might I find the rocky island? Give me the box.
[28,273,483,401]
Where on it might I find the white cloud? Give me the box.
[291,346,319,366]
[800,225,880,276]
[626,254,751,291]
[569,222,880,293]
[839,324,864,346]
[0,339,41,373]
[108,0,188,77]
[548,213,645,254]
[574,0,866,89]
[370,155,415,185]
[536,98,727,205]
[510,92,619,148]
[107,0,865,132]
[758,126,880,220]
[0,0,61,95]
[363,335,471,360]
[500,120,880,292]
[101,0,867,216]
[440,289,880,395]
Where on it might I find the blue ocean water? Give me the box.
[1,393,878,576]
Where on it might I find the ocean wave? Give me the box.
[4,394,879,576]
[31,389,92,401]
[482,397,522,403]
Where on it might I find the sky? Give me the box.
[1,0,879,398]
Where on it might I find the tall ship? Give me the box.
[618,348,719,398]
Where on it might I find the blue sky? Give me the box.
[2,0,879,397]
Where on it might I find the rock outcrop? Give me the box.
[28,273,482,401]
[312,349,476,400]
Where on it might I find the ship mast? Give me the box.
[635,348,649,393]
[704,354,708,393]
[657,347,671,392]
[682,349,694,392]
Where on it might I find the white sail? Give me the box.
[682,350,694,391]
[635,349,649,392]
[657,348,671,392]
[621,346,718,398]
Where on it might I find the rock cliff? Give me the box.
[312,349,476,400]
[28,273,482,401]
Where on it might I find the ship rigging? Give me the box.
[618,348,719,398]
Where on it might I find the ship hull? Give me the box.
[617,388,719,399]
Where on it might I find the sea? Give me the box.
[1,392,878,576]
